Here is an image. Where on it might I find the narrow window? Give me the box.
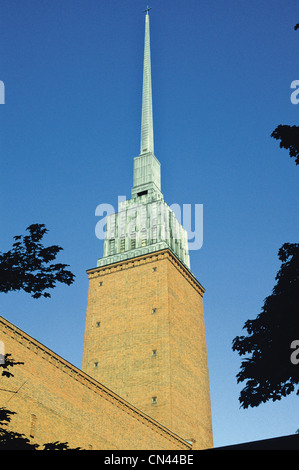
[141,228,147,247]
[94,362,98,368]
[30,414,37,438]
[152,267,157,272]
[96,321,101,328]
[152,308,156,314]
[120,237,125,253]
[109,239,115,255]
[152,349,157,356]
[152,396,157,404]
[99,281,103,287]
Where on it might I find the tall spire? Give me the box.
[97,8,190,271]
[140,8,154,155]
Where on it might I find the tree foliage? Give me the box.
[271,124,299,166]
[0,418,81,450]
[0,418,39,450]
[0,224,75,298]
[0,354,24,378]
[232,243,299,408]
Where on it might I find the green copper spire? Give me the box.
[131,8,161,199]
[140,9,154,155]
[97,10,190,271]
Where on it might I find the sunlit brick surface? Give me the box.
[82,249,213,449]
[0,316,191,450]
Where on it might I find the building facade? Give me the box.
[0,316,190,450]
[0,12,213,451]
[82,11,213,450]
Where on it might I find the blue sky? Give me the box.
[1,0,299,448]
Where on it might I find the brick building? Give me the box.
[0,316,191,450]
[0,11,213,450]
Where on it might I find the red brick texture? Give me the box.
[0,316,191,450]
[82,249,213,449]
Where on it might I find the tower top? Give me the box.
[144,6,152,15]
[97,12,190,271]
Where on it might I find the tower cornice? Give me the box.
[88,248,204,297]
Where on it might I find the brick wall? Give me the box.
[82,249,213,449]
[0,316,190,450]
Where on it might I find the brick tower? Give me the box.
[82,10,213,450]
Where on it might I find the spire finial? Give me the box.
[140,6,154,155]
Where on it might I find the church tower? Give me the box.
[82,10,213,450]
